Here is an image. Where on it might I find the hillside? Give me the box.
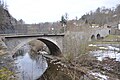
[80,4,120,26]
[0,1,17,34]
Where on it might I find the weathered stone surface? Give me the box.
[0,9,17,34]
[0,38,7,55]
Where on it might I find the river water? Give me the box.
[13,44,48,80]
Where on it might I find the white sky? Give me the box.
[5,0,120,24]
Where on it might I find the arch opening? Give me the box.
[97,34,101,40]
[109,30,111,34]
[12,38,62,56]
[91,35,95,40]
[37,38,61,56]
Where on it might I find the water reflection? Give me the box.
[13,45,48,80]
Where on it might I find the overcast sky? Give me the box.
[5,0,120,24]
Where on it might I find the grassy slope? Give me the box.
[92,35,120,44]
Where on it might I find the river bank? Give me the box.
[0,38,16,79]
[38,35,120,80]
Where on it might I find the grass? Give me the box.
[91,35,120,44]
[105,35,120,39]
[102,35,120,41]
[0,67,15,80]
[92,41,120,44]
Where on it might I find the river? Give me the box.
[13,44,48,80]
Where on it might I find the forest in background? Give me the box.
[80,4,120,26]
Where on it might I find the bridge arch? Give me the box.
[12,38,62,56]
[37,38,61,55]
[97,34,101,40]
[109,30,111,34]
[91,35,95,40]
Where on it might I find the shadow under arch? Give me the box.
[91,35,95,40]
[97,34,101,40]
[12,38,62,56]
[37,38,61,56]
[109,30,111,34]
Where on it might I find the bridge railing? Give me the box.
[0,24,65,35]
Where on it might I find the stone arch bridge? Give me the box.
[3,34,64,56]
[1,27,111,56]
[89,27,111,41]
